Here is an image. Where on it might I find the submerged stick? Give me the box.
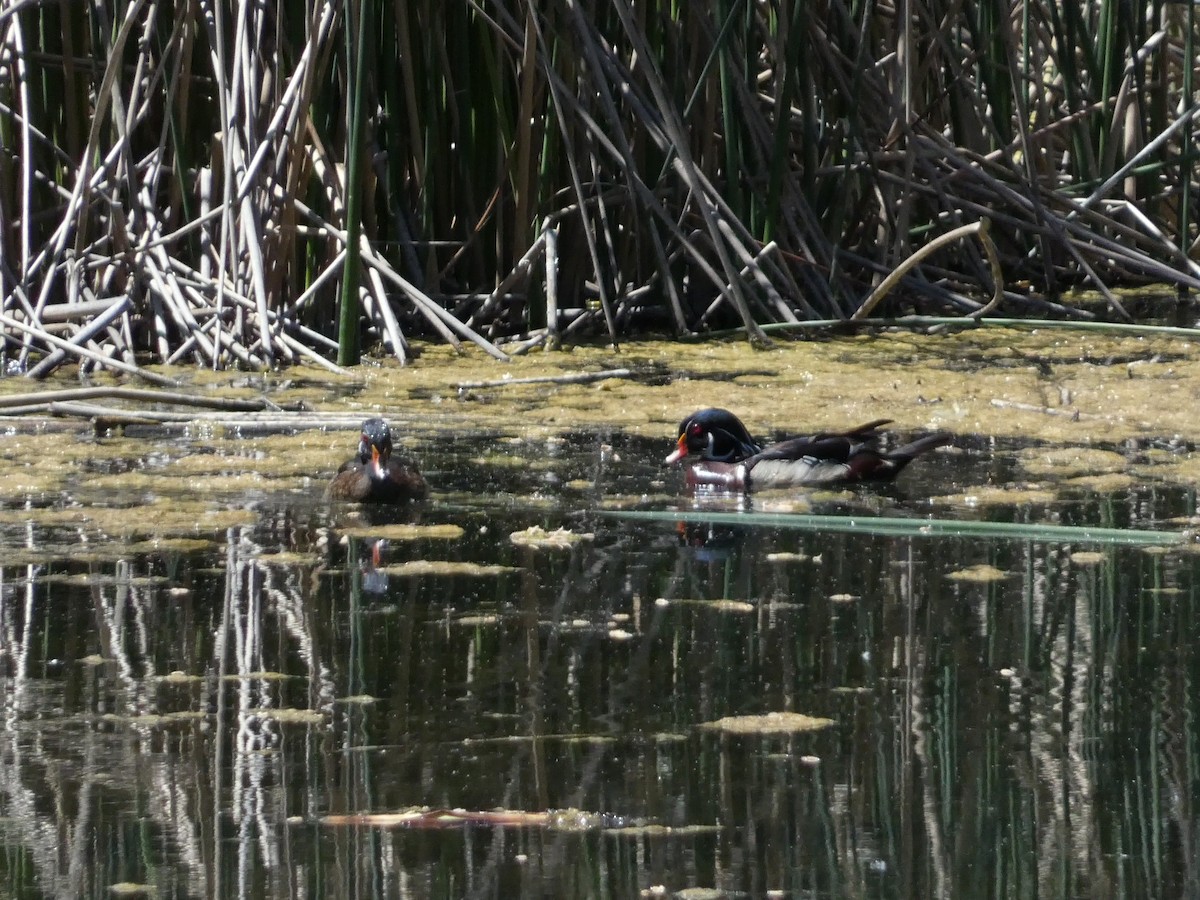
[457,368,634,390]
[46,402,196,423]
[0,387,282,411]
[989,398,1092,420]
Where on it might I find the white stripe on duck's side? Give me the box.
[684,460,749,491]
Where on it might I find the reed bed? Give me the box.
[0,0,1197,376]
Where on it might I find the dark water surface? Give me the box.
[2,425,1200,899]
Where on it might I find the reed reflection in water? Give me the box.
[0,437,1197,898]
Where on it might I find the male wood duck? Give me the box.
[327,417,428,502]
[665,407,950,490]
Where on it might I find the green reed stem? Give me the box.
[703,315,1200,341]
[1183,1,1195,265]
[337,0,370,366]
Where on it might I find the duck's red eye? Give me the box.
[689,422,703,436]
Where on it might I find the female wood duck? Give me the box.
[665,407,950,490]
[327,417,428,502]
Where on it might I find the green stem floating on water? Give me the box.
[601,508,1192,547]
[704,315,1200,342]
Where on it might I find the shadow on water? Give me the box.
[2,424,1200,898]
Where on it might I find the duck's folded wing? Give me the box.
[747,430,897,485]
[753,432,867,463]
[809,418,893,441]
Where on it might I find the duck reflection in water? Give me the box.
[358,540,391,594]
[676,519,744,563]
[326,418,428,593]
[337,529,414,596]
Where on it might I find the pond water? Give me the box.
[2,413,1199,900]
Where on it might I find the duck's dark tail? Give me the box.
[841,431,953,482]
[814,418,894,442]
[887,432,953,465]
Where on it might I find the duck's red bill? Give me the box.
[664,435,687,465]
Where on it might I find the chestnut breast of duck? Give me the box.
[327,417,428,503]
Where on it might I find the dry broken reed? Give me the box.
[0,0,1198,378]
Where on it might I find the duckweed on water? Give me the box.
[1144,454,1200,485]
[1018,447,1129,477]
[931,486,1059,508]
[255,551,322,566]
[158,672,205,685]
[756,497,820,513]
[338,523,465,540]
[659,597,756,613]
[378,561,520,576]
[127,538,219,553]
[99,712,206,727]
[946,564,1011,582]
[256,708,326,725]
[670,888,725,900]
[54,573,169,586]
[6,328,1200,488]
[706,600,756,613]
[0,548,85,567]
[509,525,594,550]
[450,615,500,626]
[1064,473,1137,492]
[765,551,811,563]
[0,337,1195,551]
[701,712,836,734]
[0,503,257,542]
[470,453,535,469]
[109,883,154,897]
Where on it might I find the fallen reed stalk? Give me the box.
[0,387,291,411]
[456,368,635,390]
